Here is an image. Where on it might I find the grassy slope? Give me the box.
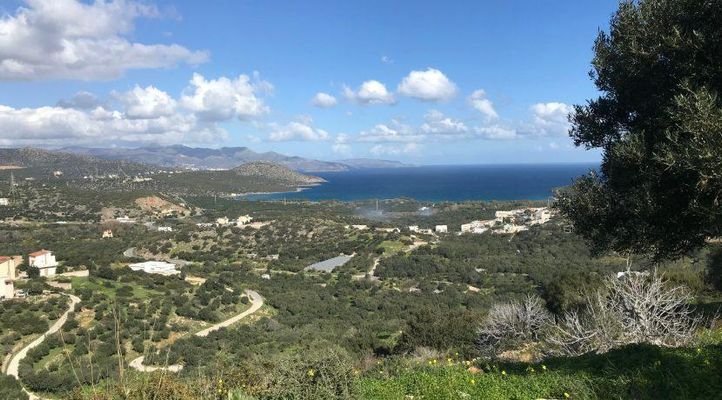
[358,343,722,400]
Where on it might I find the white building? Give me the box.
[102,229,114,238]
[0,198,9,206]
[408,225,420,233]
[236,215,253,226]
[461,220,496,234]
[128,261,179,276]
[435,225,448,233]
[116,216,136,224]
[216,217,230,226]
[157,226,173,232]
[29,249,58,277]
[351,224,368,231]
[0,255,22,299]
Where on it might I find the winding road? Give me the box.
[129,289,263,372]
[6,294,81,400]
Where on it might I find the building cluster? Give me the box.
[1,249,59,299]
[462,207,552,235]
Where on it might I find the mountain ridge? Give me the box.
[59,145,409,172]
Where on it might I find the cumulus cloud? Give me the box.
[180,73,271,121]
[0,72,273,146]
[0,0,208,80]
[527,102,573,136]
[468,89,498,121]
[311,92,337,108]
[56,91,103,110]
[358,120,418,143]
[475,125,519,140]
[370,143,420,156]
[343,80,395,105]
[268,118,329,142]
[419,110,469,138]
[114,85,176,119]
[397,68,457,102]
[332,133,352,155]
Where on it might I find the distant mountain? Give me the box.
[61,145,349,172]
[232,162,325,185]
[336,158,410,169]
[60,145,409,172]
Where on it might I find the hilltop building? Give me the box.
[435,225,448,233]
[0,255,22,299]
[128,261,179,276]
[216,217,230,226]
[102,229,113,238]
[29,249,58,277]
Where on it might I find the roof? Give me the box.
[305,255,353,272]
[29,249,50,257]
[0,256,10,263]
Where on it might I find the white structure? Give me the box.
[461,220,496,234]
[128,261,179,276]
[196,223,214,229]
[29,249,58,277]
[0,255,21,299]
[351,224,368,231]
[216,217,230,226]
[102,229,114,238]
[435,225,448,233]
[157,226,173,232]
[0,198,9,206]
[236,215,253,226]
[116,216,136,224]
[408,225,420,233]
[261,273,271,280]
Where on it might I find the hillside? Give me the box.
[0,148,157,179]
[61,145,351,172]
[60,145,411,172]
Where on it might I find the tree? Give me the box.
[555,0,722,260]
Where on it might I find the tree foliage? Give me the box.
[556,0,722,259]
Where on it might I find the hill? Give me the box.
[60,145,410,172]
[0,147,157,179]
[61,145,351,172]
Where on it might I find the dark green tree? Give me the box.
[556,0,722,260]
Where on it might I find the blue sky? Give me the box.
[0,0,618,164]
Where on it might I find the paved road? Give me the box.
[6,294,80,400]
[129,290,263,372]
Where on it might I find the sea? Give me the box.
[243,163,597,202]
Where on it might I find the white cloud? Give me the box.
[370,143,420,156]
[0,71,275,146]
[475,125,519,140]
[343,80,395,105]
[0,0,208,80]
[311,92,337,108]
[397,68,457,102]
[419,110,469,137]
[381,55,393,64]
[180,73,271,121]
[332,134,352,155]
[527,102,573,136]
[358,120,418,143]
[115,85,176,119]
[468,89,498,121]
[268,118,329,142]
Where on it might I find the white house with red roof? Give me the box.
[29,249,58,277]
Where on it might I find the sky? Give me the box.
[0,0,619,164]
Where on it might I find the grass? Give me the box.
[378,240,405,254]
[358,342,722,400]
[71,277,159,300]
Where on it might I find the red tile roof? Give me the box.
[29,249,50,257]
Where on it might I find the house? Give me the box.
[29,249,58,277]
[0,198,9,206]
[236,215,253,226]
[128,261,179,276]
[435,225,448,233]
[216,217,230,226]
[351,224,368,231]
[102,229,113,238]
[157,226,173,232]
[408,225,420,233]
[461,220,496,234]
[0,255,22,299]
[116,216,136,224]
[196,223,214,229]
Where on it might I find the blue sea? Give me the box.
[244,163,597,202]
